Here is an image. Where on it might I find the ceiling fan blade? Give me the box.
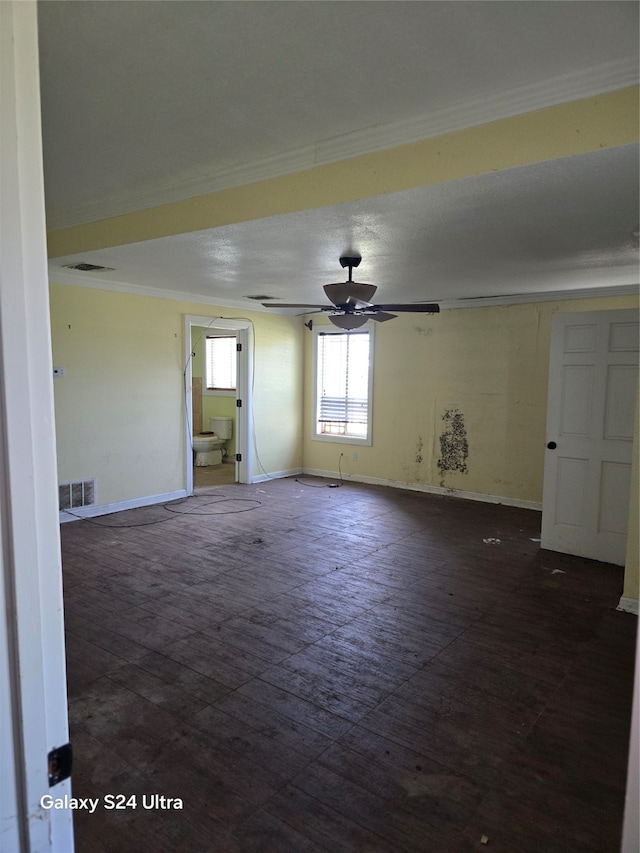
[372,303,440,313]
[261,303,328,309]
[367,311,397,322]
[324,282,377,307]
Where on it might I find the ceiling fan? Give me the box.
[262,256,440,329]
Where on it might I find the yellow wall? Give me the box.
[50,283,303,504]
[50,283,638,597]
[303,295,639,506]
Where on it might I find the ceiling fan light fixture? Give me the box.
[329,314,368,330]
[324,281,377,307]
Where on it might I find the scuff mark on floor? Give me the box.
[395,770,461,798]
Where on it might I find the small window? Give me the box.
[205,336,236,391]
[314,328,373,444]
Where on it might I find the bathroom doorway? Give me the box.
[184,315,253,492]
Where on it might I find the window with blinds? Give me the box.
[315,329,372,443]
[205,336,237,391]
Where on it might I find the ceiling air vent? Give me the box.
[245,295,279,301]
[62,263,114,272]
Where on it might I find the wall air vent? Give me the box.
[58,479,96,511]
[245,295,279,301]
[62,263,114,272]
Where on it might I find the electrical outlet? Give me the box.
[53,367,65,377]
[351,452,357,461]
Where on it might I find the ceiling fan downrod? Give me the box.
[339,255,361,282]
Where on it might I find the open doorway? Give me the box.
[184,315,253,492]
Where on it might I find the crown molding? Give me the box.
[48,268,257,312]
[46,59,639,231]
[438,284,639,310]
[49,266,639,312]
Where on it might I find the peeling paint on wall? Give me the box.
[437,409,468,485]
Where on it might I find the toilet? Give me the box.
[210,416,233,461]
[192,433,225,467]
[192,416,233,467]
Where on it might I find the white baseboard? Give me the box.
[59,489,188,523]
[59,472,542,520]
[251,467,303,484]
[301,468,543,511]
[617,596,639,615]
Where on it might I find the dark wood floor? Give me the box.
[61,477,637,852]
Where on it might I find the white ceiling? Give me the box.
[39,1,639,310]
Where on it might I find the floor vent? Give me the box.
[59,479,96,511]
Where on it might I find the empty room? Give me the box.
[2,2,639,851]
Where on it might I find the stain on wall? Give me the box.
[438,409,468,486]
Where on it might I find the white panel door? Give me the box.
[541,309,639,565]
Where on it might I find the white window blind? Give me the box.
[205,336,236,390]
[316,330,370,438]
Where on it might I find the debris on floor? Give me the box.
[480,834,489,845]
[483,538,501,545]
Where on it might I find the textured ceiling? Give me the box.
[39,1,639,309]
[49,145,640,308]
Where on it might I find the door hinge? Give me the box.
[236,399,242,408]
[48,743,72,786]
[236,343,242,352]
[235,453,242,462]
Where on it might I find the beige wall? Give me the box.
[50,283,303,505]
[303,295,639,507]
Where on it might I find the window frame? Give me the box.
[203,334,237,397]
[312,325,374,446]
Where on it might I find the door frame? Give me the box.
[1,3,74,849]
[183,315,253,489]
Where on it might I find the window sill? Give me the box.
[203,389,236,397]
[312,433,371,447]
